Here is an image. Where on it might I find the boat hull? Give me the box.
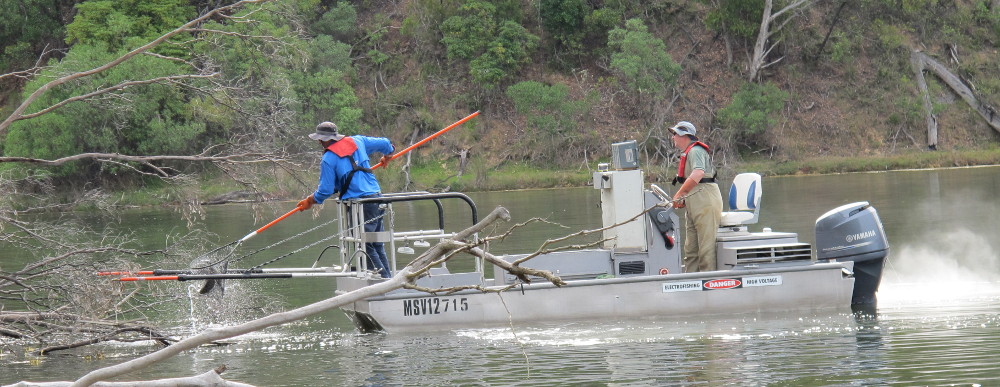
[337,262,855,333]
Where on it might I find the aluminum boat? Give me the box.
[333,142,889,332]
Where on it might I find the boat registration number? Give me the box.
[402,297,469,316]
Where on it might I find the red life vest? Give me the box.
[325,137,358,156]
[673,141,714,185]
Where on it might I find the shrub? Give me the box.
[717,82,788,151]
[607,18,681,100]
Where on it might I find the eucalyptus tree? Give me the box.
[607,18,682,126]
[440,0,539,89]
[0,0,326,373]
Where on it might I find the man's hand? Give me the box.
[672,198,685,209]
[379,155,391,167]
[297,194,316,211]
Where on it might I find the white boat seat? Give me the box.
[720,173,762,227]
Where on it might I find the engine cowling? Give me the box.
[815,202,889,262]
[815,202,889,305]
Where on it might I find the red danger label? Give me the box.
[703,278,742,290]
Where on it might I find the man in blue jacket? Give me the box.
[298,122,395,278]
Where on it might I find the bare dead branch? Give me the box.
[35,327,174,355]
[8,369,255,387]
[17,74,219,121]
[0,152,281,166]
[748,0,815,82]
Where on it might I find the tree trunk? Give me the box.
[911,51,939,149]
[748,0,775,82]
[814,1,849,63]
[748,0,813,82]
[911,50,1000,149]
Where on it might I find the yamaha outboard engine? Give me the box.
[815,202,889,305]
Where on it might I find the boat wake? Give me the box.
[880,227,1000,307]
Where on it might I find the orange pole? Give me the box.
[239,207,301,241]
[115,276,179,281]
[369,111,480,170]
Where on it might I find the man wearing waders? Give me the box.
[298,122,395,278]
[669,121,723,272]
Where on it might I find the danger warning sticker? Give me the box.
[662,275,783,293]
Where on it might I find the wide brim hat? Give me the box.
[669,121,697,137]
[309,121,345,141]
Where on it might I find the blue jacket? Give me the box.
[313,135,394,203]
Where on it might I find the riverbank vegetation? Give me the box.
[2,0,999,203]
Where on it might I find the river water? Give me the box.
[2,166,999,386]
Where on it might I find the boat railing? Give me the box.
[335,192,480,277]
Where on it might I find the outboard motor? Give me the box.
[814,202,889,305]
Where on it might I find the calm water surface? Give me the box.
[2,166,999,386]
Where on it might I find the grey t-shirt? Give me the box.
[684,145,715,179]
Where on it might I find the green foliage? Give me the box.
[313,1,358,40]
[974,1,1000,39]
[363,13,393,68]
[717,82,788,150]
[607,18,681,98]
[309,35,353,72]
[440,0,498,61]
[829,32,855,64]
[400,0,463,60]
[901,0,939,14]
[469,21,540,87]
[297,5,362,128]
[704,0,763,40]
[540,0,589,51]
[3,42,212,177]
[65,0,195,53]
[292,68,363,132]
[506,81,591,136]
[441,0,539,88]
[873,20,906,51]
[505,80,596,165]
[889,95,924,128]
[0,0,73,72]
[584,7,623,39]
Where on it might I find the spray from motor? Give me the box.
[879,228,1000,305]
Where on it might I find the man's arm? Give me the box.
[313,154,339,204]
[673,169,705,208]
[357,135,394,156]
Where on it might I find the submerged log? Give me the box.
[2,368,253,387]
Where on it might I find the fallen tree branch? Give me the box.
[911,49,1000,148]
[16,74,219,121]
[0,152,280,167]
[34,327,174,356]
[3,368,253,387]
